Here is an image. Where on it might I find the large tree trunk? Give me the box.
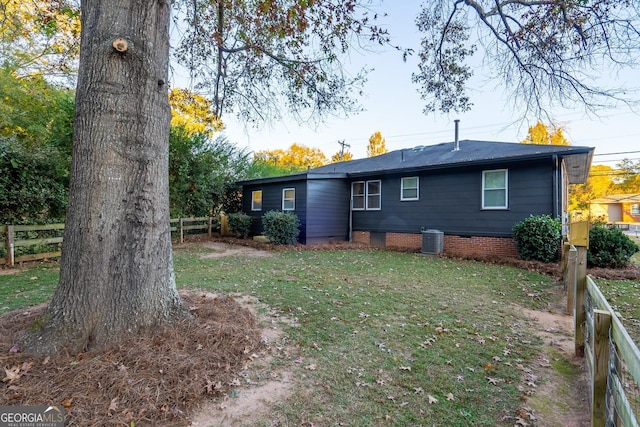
[22,0,185,354]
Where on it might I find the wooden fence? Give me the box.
[567,244,640,426]
[1,217,224,266]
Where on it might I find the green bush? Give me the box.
[513,215,562,262]
[262,211,300,245]
[227,212,252,238]
[587,224,639,268]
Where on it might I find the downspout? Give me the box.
[552,155,559,218]
[349,193,353,242]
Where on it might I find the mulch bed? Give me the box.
[1,292,264,426]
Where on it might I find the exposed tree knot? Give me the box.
[158,79,165,86]
[112,38,128,52]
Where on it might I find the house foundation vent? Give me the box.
[421,229,444,255]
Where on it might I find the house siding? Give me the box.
[351,159,556,238]
[305,179,350,244]
[242,180,308,242]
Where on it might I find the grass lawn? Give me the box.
[596,235,640,343]
[2,244,579,425]
[173,244,563,425]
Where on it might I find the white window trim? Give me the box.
[251,190,262,211]
[632,204,640,215]
[282,188,295,211]
[366,180,382,210]
[482,169,508,210]
[401,177,419,201]
[351,180,382,210]
[351,181,365,211]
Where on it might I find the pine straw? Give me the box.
[0,292,264,426]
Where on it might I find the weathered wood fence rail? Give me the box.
[1,217,223,266]
[567,244,640,427]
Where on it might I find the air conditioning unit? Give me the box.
[421,229,444,255]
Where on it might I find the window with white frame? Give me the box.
[401,177,419,201]
[482,169,508,209]
[367,180,381,210]
[351,180,381,210]
[251,190,262,211]
[351,181,365,210]
[282,188,295,210]
[632,204,640,215]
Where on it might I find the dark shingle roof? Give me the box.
[311,140,592,175]
[240,140,594,185]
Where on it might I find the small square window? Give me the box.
[632,204,640,215]
[282,188,295,210]
[401,177,419,201]
[251,190,262,211]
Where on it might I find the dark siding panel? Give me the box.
[352,159,556,237]
[242,180,308,242]
[306,180,350,241]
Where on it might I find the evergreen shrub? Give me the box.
[588,224,639,268]
[512,214,562,262]
[262,211,300,245]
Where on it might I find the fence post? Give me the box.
[592,309,611,427]
[566,245,577,315]
[5,225,14,267]
[574,245,587,357]
[208,216,212,238]
[179,218,184,243]
[220,214,229,236]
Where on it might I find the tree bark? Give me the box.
[22,0,185,354]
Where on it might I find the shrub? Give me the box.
[512,215,562,262]
[262,211,300,245]
[227,212,252,238]
[587,224,639,268]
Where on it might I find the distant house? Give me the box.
[238,139,594,257]
[589,194,640,225]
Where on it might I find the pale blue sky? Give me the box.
[172,2,640,167]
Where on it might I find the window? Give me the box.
[251,190,262,211]
[401,177,419,201]
[352,180,381,210]
[632,204,640,215]
[482,169,508,209]
[367,180,381,210]
[352,182,365,210]
[282,188,295,210]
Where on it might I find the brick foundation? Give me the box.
[351,231,518,258]
[443,235,518,258]
[386,232,422,249]
[352,231,370,245]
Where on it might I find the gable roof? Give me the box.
[240,140,594,185]
[590,194,640,204]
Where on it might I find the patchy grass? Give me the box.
[0,265,59,315]
[174,244,560,425]
[630,236,640,266]
[2,244,573,426]
[598,278,640,343]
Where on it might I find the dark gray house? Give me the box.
[238,139,594,257]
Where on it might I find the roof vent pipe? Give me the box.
[453,119,460,151]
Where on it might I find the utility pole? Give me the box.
[338,139,350,159]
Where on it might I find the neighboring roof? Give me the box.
[240,140,594,185]
[590,194,640,204]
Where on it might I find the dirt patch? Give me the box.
[198,241,273,259]
[514,287,590,427]
[0,268,24,275]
